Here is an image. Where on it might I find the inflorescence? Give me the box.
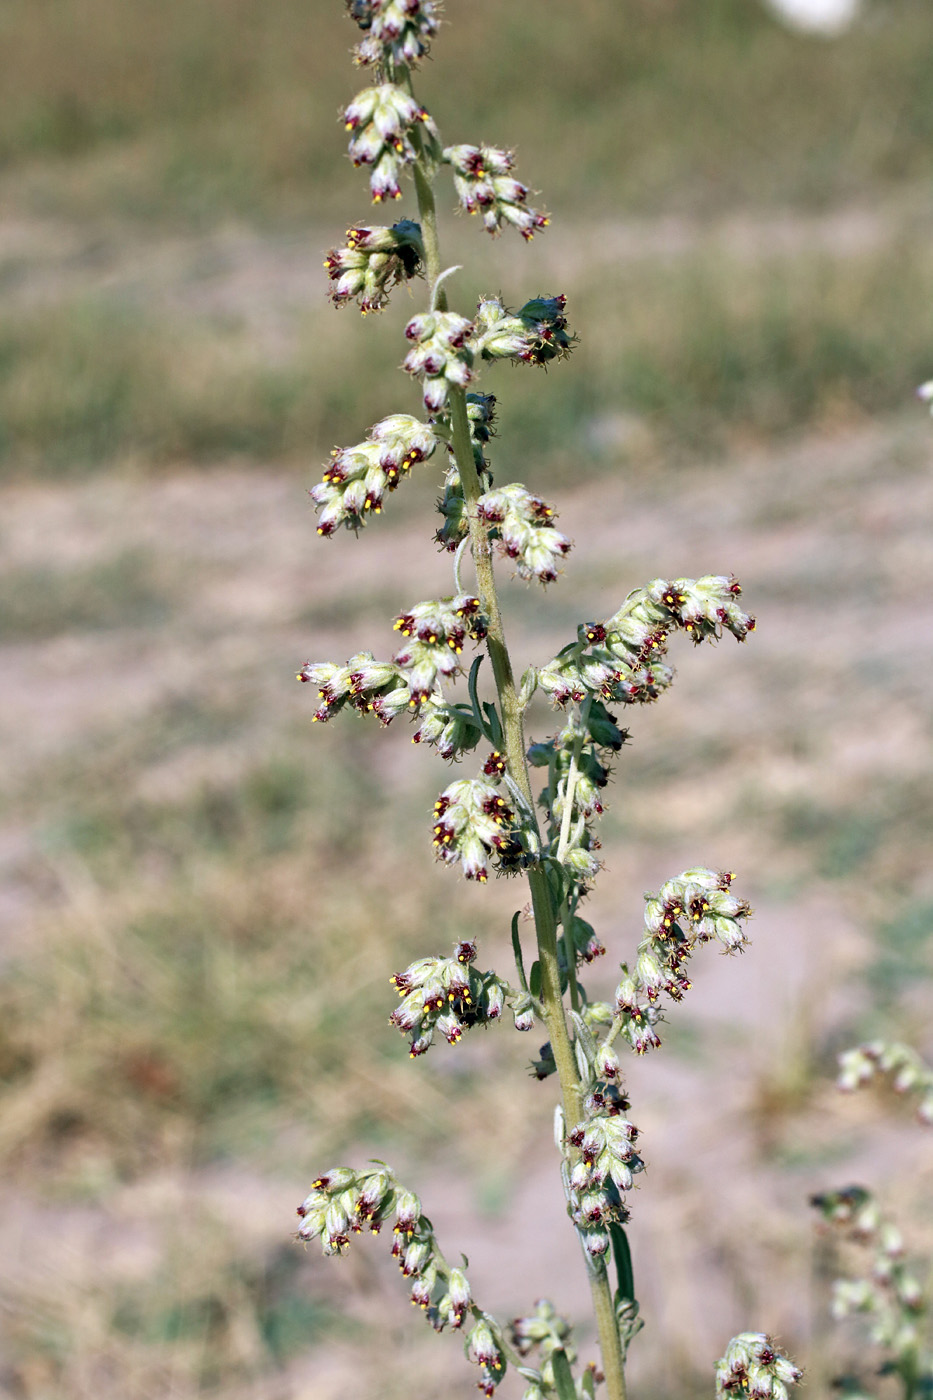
[714,1334,803,1399]
[297,6,773,1395]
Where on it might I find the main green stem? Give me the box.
[412,147,629,1400]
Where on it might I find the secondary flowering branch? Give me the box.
[296,1165,534,1395]
[811,1186,932,1393]
[837,1041,933,1125]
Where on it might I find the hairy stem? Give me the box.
[555,712,587,1014]
[411,143,629,1400]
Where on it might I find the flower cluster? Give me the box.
[431,776,517,881]
[393,594,487,703]
[608,975,664,1056]
[311,413,437,535]
[299,596,487,733]
[509,1299,577,1393]
[811,1186,931,1384]
[715,1334,802,1399]
[472,294,575,366]
[837,1040,933,1124]
[324,219,424,313]
[403,310,474,411]
[477,483,571,584]
[443,144,549,240]
[584,871,753,1057]
[344,83,437,202]
[298,651,410,724]
[530,574,755,710]
[634,868,751,994]
[388,938,514,1055]
[411,700,483,760]
[566,1086,643,1258]
[346,0,440,69]
[297,1166,511,1390]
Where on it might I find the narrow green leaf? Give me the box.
[529,960,542,999]
[609,1222,635,1302]
[541,856,567,903]
[467,656,493,742]
[551,1347,577,1400]
[511,912,528,989]
[482,700,504,748]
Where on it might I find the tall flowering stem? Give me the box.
[294,8,788,1399]
[409,90,626,1400]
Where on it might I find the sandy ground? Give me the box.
[2,402,933,1397]
[2,181,933,1396]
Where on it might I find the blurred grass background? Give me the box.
[1,0,933,1397]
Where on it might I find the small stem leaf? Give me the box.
[609,1222,636,1303]
[511,912,528,990]
[481,701,504,748]
[569,1009,598,1069]
[529,960,542,1000]
[582,1365,597,1399]
[551,1346,577,1400]
[467,656,494,741]
[541,856,568,904]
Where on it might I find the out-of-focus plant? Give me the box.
[293,5,803,1396]
[810,1043,933,1399]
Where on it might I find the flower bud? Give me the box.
[569,1159,592,1192]
[412,702,483,760]
[356,1168,392,1223]
[483,977,506,1020]
[399,1237,431,1276]
[410,1260,437,1309]
[394,1188,422,1235]
[595,1043,621,1082]
[446,1267,472,1327]
[467,1318,503,1372]
[581,1226,610,1258]
[563,844,601,881]
[309,1166,357,1194]
[511,991,536,1033]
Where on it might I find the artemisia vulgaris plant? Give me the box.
[294,6,802,1397]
